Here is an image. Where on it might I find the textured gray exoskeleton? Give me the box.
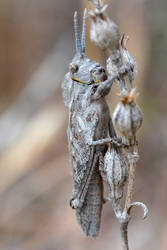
[62,9,119,238]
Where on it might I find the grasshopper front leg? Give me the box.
[86,137,122,147]
[92,75,118,100]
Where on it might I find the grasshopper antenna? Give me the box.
[81,8,87,53]
[74,11,82,53]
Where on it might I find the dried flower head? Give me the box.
[119,34,137,89]
[89,0,120,50]
[106,49,127,92]
[113,89,143,138]
[106,49,122,77]
[101,146,129,200]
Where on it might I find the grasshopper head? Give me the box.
[70,9,107,85]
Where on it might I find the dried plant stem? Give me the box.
[87,1,148,247]
[119,162,136,250]
[120,219,129,250]
[119,141,137,250]
[125,161,136,212]
[111,198,130,250]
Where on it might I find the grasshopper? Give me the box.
[62,9,121,238]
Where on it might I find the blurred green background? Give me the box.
[0,0,167,249]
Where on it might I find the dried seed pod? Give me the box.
[106,49,126,92]
[106,35,137,92]
[106,49,122,77]
[100,146,129,200]
[119,35,137,89]
[89,1,120,50]
[113,89,143,138]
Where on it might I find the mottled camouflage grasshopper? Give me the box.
[62,9,121,238]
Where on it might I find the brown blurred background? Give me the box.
[0,0,167,249]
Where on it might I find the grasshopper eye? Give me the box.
[98,68,105,73]
[92,66,107,83]
[69,63,79,74]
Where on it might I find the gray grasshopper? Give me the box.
[62,9,120,238]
